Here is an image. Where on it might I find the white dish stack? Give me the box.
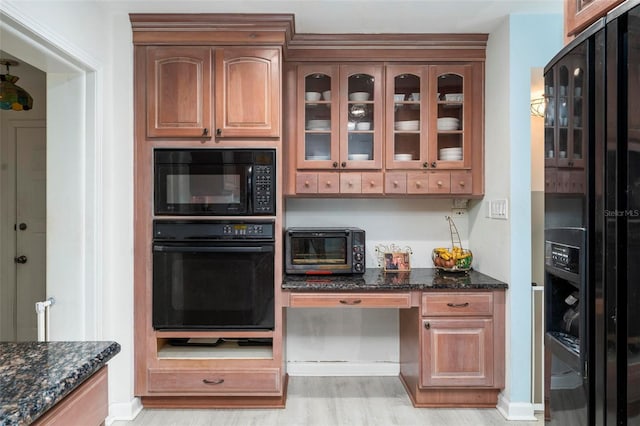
[306,119,331,130]
[436,117,460,130]
[394,153,413,161]
[394,120,420,131]
[439,147,462,161]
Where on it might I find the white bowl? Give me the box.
[439,154,462,161]
[306,155,331,160]
[394,94,405,102]
[439,147,462,153]
[347,121,356,131]
[322,90,331,101]
[305,92,321,101]
[349,92,370,101]
[356,122,371,130]
[348,153,370,161]
[394,154,413,161]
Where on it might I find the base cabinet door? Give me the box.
[420,317,494,387]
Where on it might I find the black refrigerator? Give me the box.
[544,1,640,425]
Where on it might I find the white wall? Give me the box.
[475,13,563,419]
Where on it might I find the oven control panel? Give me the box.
[154,220,274,241]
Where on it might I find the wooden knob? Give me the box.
[393,180,398,187]
[304,180,310,187]
[415,181,422,187]
[459,181,465,187]
[437,180,443,187]
[326,181,331,186]
[370,180,375,186]
[348,181,353,186]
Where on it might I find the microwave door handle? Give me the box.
[153,245,273,253]
[247,165,253,213]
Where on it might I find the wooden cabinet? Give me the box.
[131,14,291,409]
[215,47,281,138]
[145,46,280,139]
[33,367,108,426]
[399,290,505,407]
[565,0,624,38]
[288,292,412,308]
[146,46,213,138]
[285,47,485,197]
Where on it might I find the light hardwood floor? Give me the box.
[113,376,544,425]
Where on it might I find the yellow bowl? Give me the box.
[431,248,473,272]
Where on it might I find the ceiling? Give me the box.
[121,0,563,34]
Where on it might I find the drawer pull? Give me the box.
[424,322,430,330]
[339,299,362,305]
[446,302,470,308]
[202,378,225,385]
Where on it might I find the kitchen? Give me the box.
[0,0,604,424]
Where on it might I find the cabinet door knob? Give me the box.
[431,162,437,168]
[423,162,429,168]
[216,128,222,136]
[341,162,347,168]
[424,322,430,330]
[333,161,338,168]
[203,128,209,136]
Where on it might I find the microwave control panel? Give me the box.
[253,164,274,214]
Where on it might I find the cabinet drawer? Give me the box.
[407,172,430,194]
[361,172,384,194]
[340,173,362,193]
[422,292,493,316]
[317,173,340,194]
[296,173,318,193]
[148,368,280,394]
[289,292,411,308]
[450,172,472,194]
[427,172,451,193]
[385,172,407,194]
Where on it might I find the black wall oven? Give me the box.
[154,148,275,216]
[152,220,275,330]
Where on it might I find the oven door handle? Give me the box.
[153,245,274,253]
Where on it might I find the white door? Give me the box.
[15,126,46,341]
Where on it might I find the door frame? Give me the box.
[0,5,103,340]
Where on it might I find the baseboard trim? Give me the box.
[286,361,399,376]
[105,397,143,425]
[496,394,537,421]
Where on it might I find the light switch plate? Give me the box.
[489,199,508,220]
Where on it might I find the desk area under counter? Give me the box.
[282,268,508,408]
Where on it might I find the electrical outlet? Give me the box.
[451,208,466,216]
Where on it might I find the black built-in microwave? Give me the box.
[154,148,275,216]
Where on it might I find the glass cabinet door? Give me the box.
[544,69,557,167]
[297,65,339,168]
[340,65,383,169]
[429,65,471,169]
[385,66,427,169]
[557,64,570,167]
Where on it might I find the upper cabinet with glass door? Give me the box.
[297,64,382,170]
[430,65,472,170]
[385,66,428,169]
[544,47,586,170]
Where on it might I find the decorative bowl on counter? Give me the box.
[432,247,473,272]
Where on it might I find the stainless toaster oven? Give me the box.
[285,227,365,274]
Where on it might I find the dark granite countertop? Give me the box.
[0,341,120,425]
[283,268,507,291]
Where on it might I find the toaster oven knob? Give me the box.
[354,252,363,261]
[354,263,364,272]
